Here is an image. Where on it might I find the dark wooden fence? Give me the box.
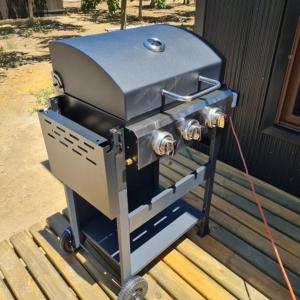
[197,0,300,197]
[0,0,63,19]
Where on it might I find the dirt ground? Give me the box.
[0,0,195,240]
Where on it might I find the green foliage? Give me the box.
[0,47,5,67]
[0,47,22,68]
[81,0,101,12]
[150,0,166,9]
[81,0,119,15]
[155,0,166,8]
[33,87,54,112]
[107,0,119,15]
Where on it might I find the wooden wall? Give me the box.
[0,0,63,19]
[0,0,9,19]
[4,0,29,19]
[198,0,300,196]
[45,0,63,11]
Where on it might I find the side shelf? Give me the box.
[38,109,119,219]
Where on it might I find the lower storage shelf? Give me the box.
[82,199,203,274]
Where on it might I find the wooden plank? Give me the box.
[163,158,300,242]
[181,148,300,213]
[73,247,118,300]
[10,231,76,300]
[208,191,300,258]
[79,241,174,300]
[144,274,173,300]
[0,277,14,300]
[59,202,272,297]
[160,171,300,279]
[187,228,290,300]
[211,183,300,241]
[177,239,268,300]
[48,212,174,300]
[175,153,300,227]
[30,222,110,300]
[211,206,300,277]
[163,249,237,300]
[47,213,119,298]
[208,221,300,295]
[189,192,300,277]
[161,172,300,294]
[160,162,300,257]
[79,243,174,300]
[214,173,300,227]
[0,240,45,300]
[48,212,120,279]
[174,154,300,236]
[160,163,300,258]
[149,261,205,300]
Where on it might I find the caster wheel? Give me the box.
[60,227,75,253]
[118,276,148,300]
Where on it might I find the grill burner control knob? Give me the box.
[178,119,203,141]
[152,131,177,156]
[201,107,226,128]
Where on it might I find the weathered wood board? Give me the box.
[0,148,299,300]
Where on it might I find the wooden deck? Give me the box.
[0,147,300,300]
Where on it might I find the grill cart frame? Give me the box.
[39,89,234,299]
[38,24,236,299]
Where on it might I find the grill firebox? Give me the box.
[38,24,235,299]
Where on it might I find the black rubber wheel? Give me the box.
[60,227,75,253]
[118,276,148,300]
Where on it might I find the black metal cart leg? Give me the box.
[64,186,81,249]
[116,189,132,285]
[198,128,221,237]
[111,129,133,286]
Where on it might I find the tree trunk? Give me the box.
[0,0,8,19]
[194,0,206,36]
[28,0,33,19]
[120,0,127,29]
[138,0,142,20]
[150,0,155,8]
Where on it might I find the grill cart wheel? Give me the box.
[118,276,148,300]
[60,227,75,253]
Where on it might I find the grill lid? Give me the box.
[50,24,223,121]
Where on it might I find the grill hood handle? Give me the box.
[161,76,221,102]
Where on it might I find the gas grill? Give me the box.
[38,24,235,299]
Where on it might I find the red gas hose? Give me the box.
[228,116,297,300]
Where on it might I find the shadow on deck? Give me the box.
[0,148,299,300]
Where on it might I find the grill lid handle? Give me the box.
[161,76,221,102]
[143,37,165,52]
